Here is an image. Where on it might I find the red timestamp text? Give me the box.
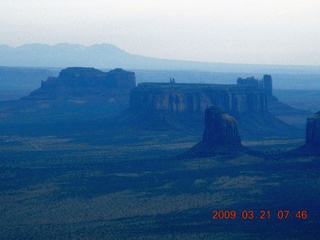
[212,210,308,220]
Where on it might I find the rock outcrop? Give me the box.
[179,107,249,159]
[202,107,241,145]
[23,67,136,102]
[237,74,272,97]
[279,112,320,157]
[129,83,268,114]
[306,112,320,147]
[127,82,293,138]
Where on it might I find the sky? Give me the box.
[0,0,319,66]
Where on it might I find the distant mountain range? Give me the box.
[0,43,319,74]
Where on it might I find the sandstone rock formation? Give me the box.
[23,67,136,102]
[306,111,320,147]
[237,74,272,97]
[127,82,293,138]
[279,112,320,157]
[178,107,248,159]
[129,83,268,114]
[202,107,241,145]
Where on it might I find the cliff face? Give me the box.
[24,67,136,102]
[306,112,320,146]
[202,107,241,145]
[127,82,294,139]
[129,83,267,114]
[178,107,248,159]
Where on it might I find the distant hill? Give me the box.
[1,43,319,74]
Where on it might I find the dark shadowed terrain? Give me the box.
[0,122,319,239]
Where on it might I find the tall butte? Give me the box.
[179,107,248,159]
[202,107,241,145]
[306,111,320,147]
[286,111,320,156]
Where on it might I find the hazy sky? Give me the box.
[1,0,319,65]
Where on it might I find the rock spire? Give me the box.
[178,107,248,159]
[306,111,320,147]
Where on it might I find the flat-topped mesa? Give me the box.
[24,67,136,101]
[58,67,105,80]
[306,111,320,147]
[202,107,241,145]
[129,83,268,114]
